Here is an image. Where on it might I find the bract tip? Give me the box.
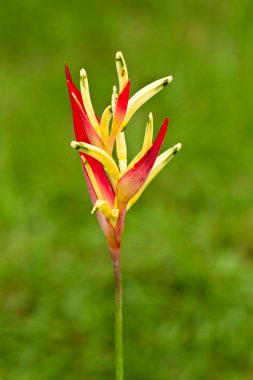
[80,68,87,78]
[65,64,71,80]
[70,141,79,149]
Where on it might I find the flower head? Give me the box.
[65,52,181,253]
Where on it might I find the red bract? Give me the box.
[108,80,130,153]
[116,117,169,205]
[65,65,115,208]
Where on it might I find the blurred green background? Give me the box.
[1,0,253,379]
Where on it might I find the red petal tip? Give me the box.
[65,64,71,80]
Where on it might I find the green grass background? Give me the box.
[1,0,253,379]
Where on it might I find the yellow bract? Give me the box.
[80,69,100,132]
[122,75,173,129]
[100,105,113,145]
[127,143,182,210]
[116,51,129,92]
[141,112,153,154]
[71,141,120,181]
[91,199,119,225]
[116,132,127,172]
[111,85,118,113]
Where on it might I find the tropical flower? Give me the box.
[65,52,181,256]
[65,52,182,380]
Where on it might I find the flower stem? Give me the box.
[112,249,123,380]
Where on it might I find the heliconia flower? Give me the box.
[65,52,181,253]
[65,52,182,380]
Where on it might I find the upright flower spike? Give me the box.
[65,52,181,380]
[66,51,180,256]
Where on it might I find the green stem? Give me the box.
[112,249,123,380]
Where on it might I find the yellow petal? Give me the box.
[91,199,119,224]
[116,131,127,172]
[116,51,129,92]
[127,143,182,210]
[100,105,113,145]
[71,141,120,180]
[141,112,153,154]
[122,76,173,128]
[80,69,100,131]
[111,85,118,113]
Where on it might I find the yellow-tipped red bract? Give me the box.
[65,52,181,250]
